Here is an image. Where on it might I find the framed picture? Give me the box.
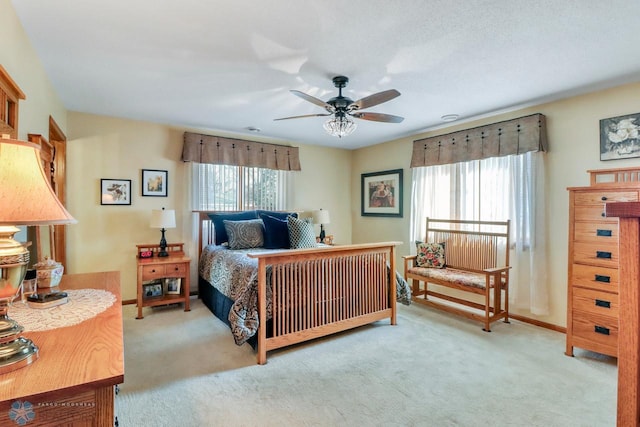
[142,169,168,197]
[164,277,181,295]
[600,112,640,161]
[142,280,163,299]
[101,179,132,205]
[361,169,403,217]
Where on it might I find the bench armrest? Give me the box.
[403,255,417,276]
[484,266,511,274]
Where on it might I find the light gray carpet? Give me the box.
[117,299,617,426]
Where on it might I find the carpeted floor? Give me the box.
[117,298,617,426]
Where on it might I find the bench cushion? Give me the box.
[408,267,505,290]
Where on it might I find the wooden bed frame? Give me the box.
[196,211,401,364]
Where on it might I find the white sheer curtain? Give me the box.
[410,151,549,315]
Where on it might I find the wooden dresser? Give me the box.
[0,271,124,426]
[566,167,640,357]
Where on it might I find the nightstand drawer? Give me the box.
[141,263,187,280]
[165,262,187,276]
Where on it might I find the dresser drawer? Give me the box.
[573,190,638,205]
[574,206,617,222]
[572,263,618,292]
[573,242,618,268]
[572,287,619,318]
[141,262,187,280]
[572,310,618,349]
[573,222,618,243]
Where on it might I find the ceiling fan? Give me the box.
[275,76,403,138]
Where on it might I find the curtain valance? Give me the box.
[410,113,547,168]
[182,132,301,171]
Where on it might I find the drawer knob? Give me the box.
[601,196,608,201]
[151,269,156,273]
[596,251,612,259]
[596,229,612,237]
[594,325,610,335]
[595,299,611,308]
[594,274,611,283]
[601,212,606,217]
[174,267,179,271]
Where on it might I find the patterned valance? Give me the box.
[411,113,548,168]
[182,132,301,171]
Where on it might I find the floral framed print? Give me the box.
[142,169,168,197]
[361,169,403,217]
[600,112,640,161]
[101,179,132,205]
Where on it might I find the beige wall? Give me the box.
[352,81,640,327]
[66,112,352,301]
[0,0,67,138]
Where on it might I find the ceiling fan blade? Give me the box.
[350,89,400,110]
[351,111,404,123]
[274,113,332,121]
[290,90,333,111]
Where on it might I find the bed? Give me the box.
[196,210,411,364]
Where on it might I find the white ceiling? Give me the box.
[11,0,640,149]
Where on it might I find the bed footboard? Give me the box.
[248,242,401,364]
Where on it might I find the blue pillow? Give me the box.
[256,210,298,221]
[208,211,258,245]
[261,214,291,249]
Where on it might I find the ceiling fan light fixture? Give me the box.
[323,116,357,138]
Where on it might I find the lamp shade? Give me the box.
[150,209,176,229]
[312,209,330,225]
[0,137,76,225]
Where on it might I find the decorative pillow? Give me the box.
[287,216,317,249]
[223,219,264,250]
[208,211,258,245]
[257,210,298,221]
[416,242,446,268]
[261,214,290,249]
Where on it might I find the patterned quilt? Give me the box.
[199,245,411,345]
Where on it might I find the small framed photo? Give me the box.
[361,169,403,217]
[142,169,168,197]
[165,277,181,295]
[101,179,132,205]
[600,112,640,161]
[142,280,163,299]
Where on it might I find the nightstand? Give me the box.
[136,243,191,319]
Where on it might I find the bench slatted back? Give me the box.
[426,218,510,273]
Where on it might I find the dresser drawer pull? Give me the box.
[151,269,157,273]
[594,325,610,335]
[601,196,608,201]
[594,274,611,283]
[601,212,606,217]
[173,267,180,271]
[596,229,612,237]
[596,251,612,259]
[595,299,611,308]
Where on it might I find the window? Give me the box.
[191,163,289,211]
[410,151,549,315]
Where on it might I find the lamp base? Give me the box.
[158,228,169,257]
[319,225,326,241]
[0,312,39,374]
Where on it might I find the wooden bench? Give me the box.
[403,218,511,331]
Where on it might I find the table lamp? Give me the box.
[0,136,76,373]
[312,209,330,241]
[150,208,176,257]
